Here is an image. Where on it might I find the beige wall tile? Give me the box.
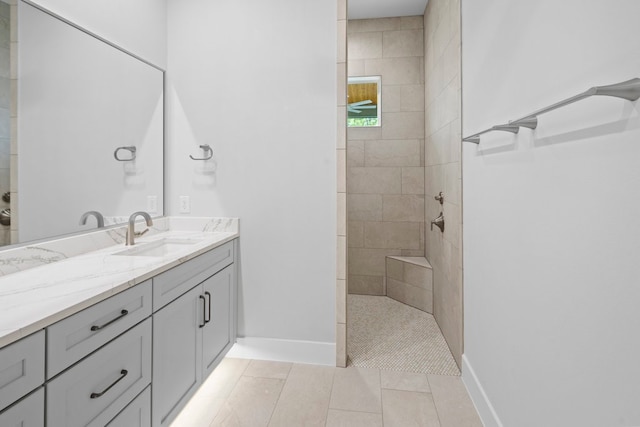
[443,34,460,87]
[365,57,423,85]
[347,139,365,167]
[387,278,433,313]
[348,126,382,140]
[337,148,346,193]
[348,59,365,76]
[348,247,401,276]
[400,16,424,30]
[381,85,402,112]
[365,139,421,167]
[337,63,347,106]
[404,262,431,289]
[442,200,460,248]
[443,161,461,205]
[386,257,404,281]
[337,106,346,150]
[347,194,383,221]
[400,84,425,112]
[426,122,451,165]
[336,279,346,324]
[425,164,444,198]
[383,30,424,58]
[326,410,383,427]
[427,374,484,427]
[211,376,284,427]
[432,265,461,366]
[450,119,462,162]
[380,370,430,393]
[348,17,401,33]
[347,167,402,194]
[348,221,364,247]
[329,367,381,413]
[382,195,424,222]
[382,112,425,139]
[348,31,383,60]
[348,274,385,295]
[336,323,347,367]
[402,167,425,194]
[337,20,347,63]
[337,0,347,20]
[381,389,440,427]
[364,221,421,250]
[268,364,335,427]
[337,235,346,280]
[337,192,346,236]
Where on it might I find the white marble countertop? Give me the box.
[0,217,239,349]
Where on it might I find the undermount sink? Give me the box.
[113,238,203,257]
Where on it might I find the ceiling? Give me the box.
[348,0,429,19]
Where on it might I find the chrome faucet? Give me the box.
[79,211,105,228]
[126,211,153,246]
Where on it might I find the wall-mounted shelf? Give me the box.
[463,78,640,144]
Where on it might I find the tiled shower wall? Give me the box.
[347,16,425,296]
[336,0,347,368]
[423,0,463,367]
[0,1,9,245]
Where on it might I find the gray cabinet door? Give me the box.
[106,386,150,427]
[0,330,44,411]
[47,319,152,427]
[152,285,203,427]
[202,266,232,376]
[0,387,44,427]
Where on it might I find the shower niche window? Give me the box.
[347,76,381,127]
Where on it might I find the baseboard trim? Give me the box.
[226,337,336,366]
[462,354,504,427]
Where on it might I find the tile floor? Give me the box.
[348,295,460,375]
[170,357,483,427]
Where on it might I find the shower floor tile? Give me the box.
[347,295,460,376]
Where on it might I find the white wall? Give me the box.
[26,0,167,67]
[166,0,337,361]
[462,1,640,426]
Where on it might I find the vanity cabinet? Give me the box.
[0,330,45,411]
[47,318,152,427]
[0,387,44,427]
[0,238,237,427]
[152,246,235,427]
[47,279,152,378]
[106,386,151,427]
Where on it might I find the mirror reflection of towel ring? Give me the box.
[190,144,213,161]
[114,146,137,161]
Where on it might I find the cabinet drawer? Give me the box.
[0,387,44,427]
[106,386,150,427]
[47,280,152,378]
[0,330,45,410]
[153,241,233,311]
[47,318,152,427]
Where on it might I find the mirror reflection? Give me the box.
[3,1,164,247]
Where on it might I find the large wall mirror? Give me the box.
[2,0,164,247]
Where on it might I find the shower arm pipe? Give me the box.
[463,77,640,144]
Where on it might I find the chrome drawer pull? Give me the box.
[199,295,206,328]
[90,309,129,331]
[204,291,212,324]
[90,369,128,399]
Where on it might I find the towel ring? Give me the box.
[114,146,137,161]
[190,144,213,161]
